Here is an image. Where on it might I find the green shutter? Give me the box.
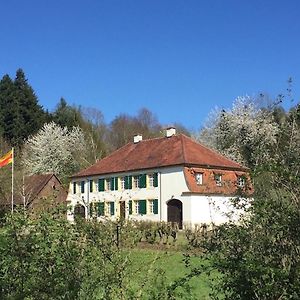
[98,179,105,192]
[110,177,114,190]
[81,181,85,193]
[73,182,76,194]
[114,177,118,190]
[153,173,158,187]
[129,200,132,215]
[89,180,93,192]
[110,202,115,215]
[128,176,132,189]
[153,199,158,214]
[139,200,147,215]
[139,174,146,188]
[98,202,104,216]
[124,176,129,189]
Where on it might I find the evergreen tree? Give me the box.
[14,69,46,144]
[0,74,22,146]
[53,98,82,129]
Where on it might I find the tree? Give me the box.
[0,74,22,146]
[22,122,89,181]
[195,99,300,299]
[108,108,162,150]
[0,69,46,147]
[52,97,83,129]
[198,96,279,168]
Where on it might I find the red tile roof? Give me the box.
[73,134,246,178]
[183,167,252,195]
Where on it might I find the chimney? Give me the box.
[165,127,176,138]
[133,134,143,143]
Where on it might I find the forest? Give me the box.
[0,69,299,299]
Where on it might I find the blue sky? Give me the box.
[1,0,300,130]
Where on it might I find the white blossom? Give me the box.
[198,96,279,167]
[23,122,87,177]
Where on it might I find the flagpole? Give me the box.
[11,147,14,213]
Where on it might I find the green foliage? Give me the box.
[0,211,200,299]
[196,101,300,299]
[0,69,46,147]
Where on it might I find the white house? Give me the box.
[67,128,251,228]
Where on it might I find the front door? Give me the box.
[119,201,126,220]
[167,199,183,229]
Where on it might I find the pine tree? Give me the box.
[14,69,46,144]
[0,74,22,146]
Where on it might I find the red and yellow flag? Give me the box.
[0,150,13,168]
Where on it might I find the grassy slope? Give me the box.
[127,248,212,299]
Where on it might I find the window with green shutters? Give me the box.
[81,181,85,193]
[153,173,158,187]
[138,174,147,188]
[110,202,115,215]
[97,202,105,216]
[129,200,132,215]
[98,179,105,192]
[89,180,93,192]
[139,200,147,214]
[73,182,76,194]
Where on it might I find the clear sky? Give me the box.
[1,0,300,130]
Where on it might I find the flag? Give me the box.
[0,150,13,168]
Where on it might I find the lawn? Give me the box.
[127,247,212,299]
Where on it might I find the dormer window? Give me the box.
[214,174,222,186]
[237,176,245,188]
[195,173,203,185]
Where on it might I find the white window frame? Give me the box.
[237,176,245,188]
[149,199,155,214]
[134,200,139,214]
[120,177,125,190]
[148,174,154,187]
[133,176,139,189]
[106,179,112,191]
[195,173,203,185]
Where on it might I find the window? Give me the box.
[148,174,154,187]
[134,200,147,214]
[134,201,139,214]
[149,199,158,214]
[106,179,112,191]
[98,178,105,192]
[109,202,115,216]
[120,177,125,190]
[214,174,222,186]
[125,176,132,189]
[195,173,203,185]
[237,176,245,188]
[97,202,105,216]
[81,181,85,193]
[133,176,139,189]
[89,180,93,193]
[73,182,76,194]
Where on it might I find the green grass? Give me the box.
[127,248,212,299]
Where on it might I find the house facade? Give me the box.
[67,128,251,227]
